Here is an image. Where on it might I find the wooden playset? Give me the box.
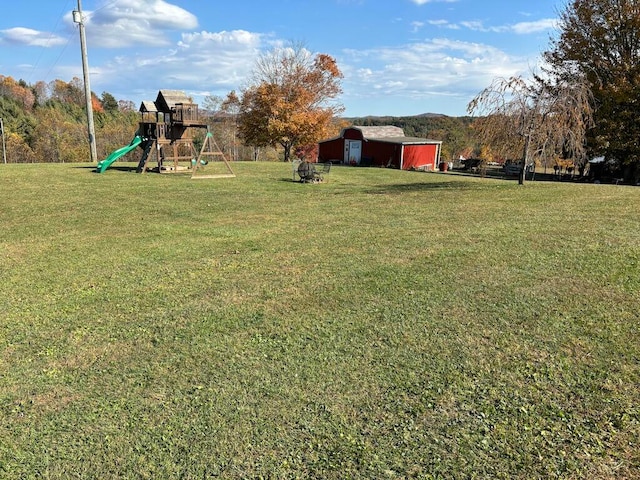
[96,90,235,179]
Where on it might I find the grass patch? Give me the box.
[1,162,639,478]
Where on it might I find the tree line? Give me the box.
[0,75,139,163]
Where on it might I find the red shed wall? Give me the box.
[318,138,344,162]
[402,144,439,170]
[363,141,400,168]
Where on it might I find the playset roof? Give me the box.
[139,101,158,113]
[139,90,195,114]
[155,90,193,112]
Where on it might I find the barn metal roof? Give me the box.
[355,125,405,139]
[369,136,442,145]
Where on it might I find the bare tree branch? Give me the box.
[468,73,593,184]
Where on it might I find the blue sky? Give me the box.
[0,0,560,117]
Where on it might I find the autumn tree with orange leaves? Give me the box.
[239,45,343,162]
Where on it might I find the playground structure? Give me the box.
[96,90,235,179]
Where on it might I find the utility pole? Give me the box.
[0,118,6,164]
[73,0,97,163]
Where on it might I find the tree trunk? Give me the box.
[519,134,531,185]
[283,142,292,162]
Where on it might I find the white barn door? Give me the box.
[345,140,362,165]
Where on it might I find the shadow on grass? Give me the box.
[73,165,139,173]
[366,180,502,195]
[75,165,141,173]
[104,165,139,173]
[450,169,589,184]
[365,167,585,194]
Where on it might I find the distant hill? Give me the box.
[344,112,452,122]
[414,112,450,118]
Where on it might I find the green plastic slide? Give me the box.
[96,135,143,173]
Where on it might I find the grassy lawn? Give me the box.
[1,162,639,479]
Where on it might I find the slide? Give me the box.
[96,135,143,173]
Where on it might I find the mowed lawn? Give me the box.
[1,162,638,479]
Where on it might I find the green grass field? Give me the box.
[1,162,639,479]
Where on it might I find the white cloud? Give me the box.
[411,21,425,33]
[452,18,557,34]
[460,21,487,32]
[428,20,460,30]
[341,38,533,107]
[92,29,264,103]
[0,27,68,47]
[511,19,558,34]
[78,0,198,48]
[178,30,262,52]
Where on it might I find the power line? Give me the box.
[40,33,75,84]
[27,0,74,84]
[38,1,122,84]
[27,1,124,86]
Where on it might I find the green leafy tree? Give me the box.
[239,45,343,162]
[544,0,640,181]
[0,94,36,144]
[100,91,119,114]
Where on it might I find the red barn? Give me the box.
[318,126,442,170]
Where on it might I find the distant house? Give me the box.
[317,126,442,170]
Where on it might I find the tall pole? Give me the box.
[0,118,6,164]
[73,0,97,163]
